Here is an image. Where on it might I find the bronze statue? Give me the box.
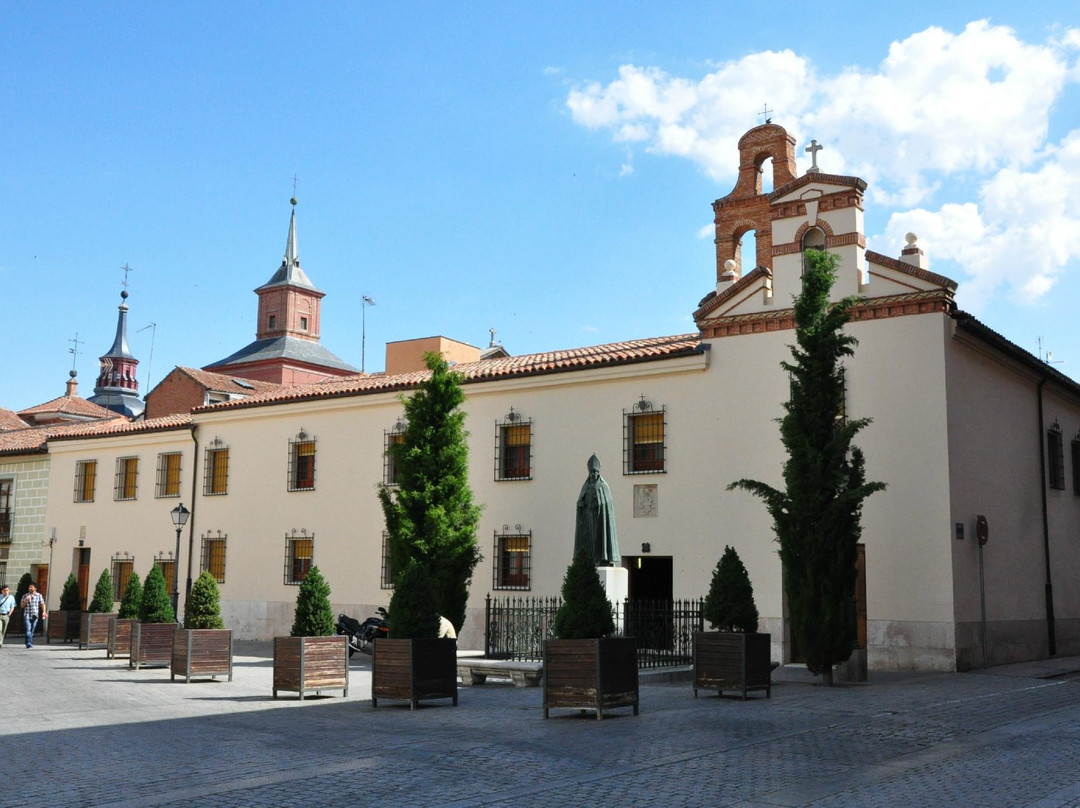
[574,454,620,565]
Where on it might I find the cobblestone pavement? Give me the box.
[2,641,1080,807]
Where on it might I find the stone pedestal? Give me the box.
[597,566,628,631]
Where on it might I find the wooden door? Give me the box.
[77,548,91,610]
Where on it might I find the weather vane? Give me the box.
[291,173,299,206]
[759,103,773,124]
[120,263,134,291]
[68,332,84,370]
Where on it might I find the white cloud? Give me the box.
[696,223,713,239]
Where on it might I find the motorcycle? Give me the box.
[336,607,388,656]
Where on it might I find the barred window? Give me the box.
[0,479,11,542]
[492,527,531,590]
[384,419,407,485]
[288,431,316,492]
[111,556,134,602]
[1048,421,1065,490]
[204,440,229,496]
[381,531,394,589]
[114,457,139,501]
[495,410,532,481]
[156,452,182,498]
[284,533,314,585]
[201,533,227,583]
[624,399,666,474]
[74,460,97,503]
[154,555,177,596]
[0,561,6,588]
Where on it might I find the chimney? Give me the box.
[65,370,78,398]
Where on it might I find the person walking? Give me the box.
[0,584,14,648]
[20,582,46,648]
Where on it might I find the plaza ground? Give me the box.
[2,641,1080,807]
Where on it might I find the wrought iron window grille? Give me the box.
[284,529,314,585]
[287,429,317,492]
[201,531,227,583]
[495,408,533,481]
[155,452,182,498]
[623,397,666,475]
[492,525,531,591]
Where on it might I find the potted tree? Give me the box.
[12,573,34,640]
[372,560,458,709]
[108,572,141,659]
[172,571,232,683]
[48,573,82,643]
[272,566,348,699]
[543,549,639,720]
[80,568,118,650]
[130,566,178,669]
[694,545,772,699]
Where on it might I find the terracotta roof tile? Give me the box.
[173,367,283,395]
[47,413,193,442]
[18,394,122,420]
[0,408,28,431]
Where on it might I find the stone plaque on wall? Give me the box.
[633,484,658,518]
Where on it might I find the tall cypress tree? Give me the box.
[89,568,114,613]
[729,249,885,685]
[378,352,482,632]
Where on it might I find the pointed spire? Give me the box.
[285,196,299,269]
[87,288,144,418]
[256,198,319,292]
[104,290,135,360]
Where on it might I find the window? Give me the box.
[114,457,139,501]
[288,431,316,491]
[381,531,394,589]
[111,556,134,601]
[285,533,314,585]
[156,452,182,498]
[802,227,827,274]
[0,479,11,543]
[300,316,308,331]
[201,533,227,583]
[1073,436,1080,496]
[74,460,97,503]
[204,440,229,495]
[624,400,666,474]
[384,419,407,485]
[495,410,532,481]
[154,555,177,596]
[268,314,277,330]
[1048,421,1065,490]
[493,528,531,590]
[0,561,6,587]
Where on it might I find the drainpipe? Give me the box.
[184,423,200,604]
[1036,378,1056,657]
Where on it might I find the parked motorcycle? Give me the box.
[336,607,388,656]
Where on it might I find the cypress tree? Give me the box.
[387,560,440,639]
[118,572,142,619]
[289,566,334,637]
[184,571,225,629]
[552,549,616,639]
[378,352,482,633]
[729,249,885,685]
[139,565,175,623]
[15,572,32,604]
[703,546,759,633]
[89,568,114,613]
[59,573,81,611]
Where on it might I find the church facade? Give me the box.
[17,124,1080,672]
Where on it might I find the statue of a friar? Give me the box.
[574,454,620,566]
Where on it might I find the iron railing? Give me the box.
[484,594,704,669]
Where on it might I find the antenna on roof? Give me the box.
[1038,337,1063,365]
[138,322,157,393]
[68,332,84,370]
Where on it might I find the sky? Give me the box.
[2,2,1078,412]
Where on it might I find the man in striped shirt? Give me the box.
[20,582,46,648]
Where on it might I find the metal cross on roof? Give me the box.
[759,103,773,124]
[120,263,134,290]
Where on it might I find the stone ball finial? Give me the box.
[290,197,298,207]
[723,259,737,272]
[69,369,77,379]
[120,290,129,300]
[905,232,918,246]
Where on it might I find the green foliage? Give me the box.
[88,568,114,613]
[387,560,440,639]
[118,572,142,619]
[59,573,81,611]
[728,250,885,683]
[184,571,225,629]
[15,573,33,604]
[378,352,482,633]
[553,549,616,639]
[139,565,176,624]
[289,566,334,637]
[703,546,759,633]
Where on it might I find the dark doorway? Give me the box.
[77,548,91,611]
[626,556,674,652]
[627,555,672,602]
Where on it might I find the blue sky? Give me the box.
[2,2,1078,411]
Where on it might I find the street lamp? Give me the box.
[169,503,190,618]
[361,295,375,374]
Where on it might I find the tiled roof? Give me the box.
[205,335,357,373]
[161,367,283,396]
[865,250,958,292]
[197,333,705,413]
[0,413,193,454]
[18,394,122,420]
[0,408,28,431]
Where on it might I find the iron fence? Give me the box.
[484,594,704,669]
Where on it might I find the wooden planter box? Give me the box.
[108,617,138,659]
[130,622,179,669]
[372,637,458,710]
[273,635,349,699]
[172,629,233,683]
[47,610,82,643]
[80,612,118,650]
[693,631,773,699]
[543,637,639,720]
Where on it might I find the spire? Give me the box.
[105,290,136,360]
[256,197,320,292]
[87,288,144,418]
[285,196,299,269]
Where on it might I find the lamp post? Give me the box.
[169,503,190,618]
[361,295,375,374]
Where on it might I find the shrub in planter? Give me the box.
[544,550,637,720]
[108,572,142,659]
[12,573,34,637]
[373,560,457,709]
[88,569,114,613]
[81,568,118,650]
[130,566,177,669]
[694,545,772,699]
[184,571,225,630]
[49,573,83,643]
[273,566,347,699]
[172,571,232,683]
